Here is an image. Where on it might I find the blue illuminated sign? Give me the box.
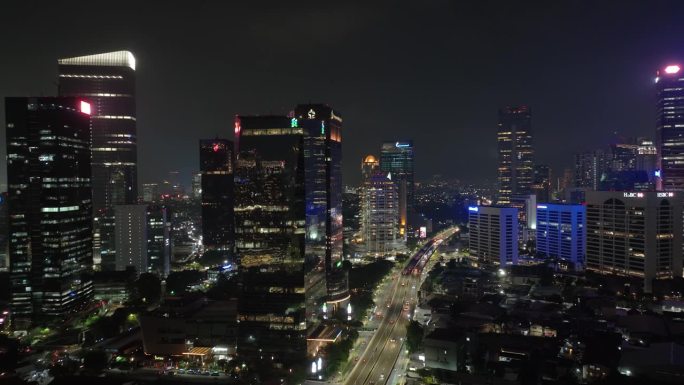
[468,206,479,212]
[537,205,547,209]
[655,169,661,178]
[395,142,411,148]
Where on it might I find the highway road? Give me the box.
[344,228,457,385]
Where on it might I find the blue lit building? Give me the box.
[535,203,585,270]
[468,206,518,265]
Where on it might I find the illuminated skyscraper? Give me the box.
[234,104,348,363]
[531,164,552,203]
[142,183,159,203]
[497,106,534,205]
[5,97,93,327]
[380,141,412,238]
[200,139,234,253]
[361,172,399,256]
[114,205,148,274]
[574,150,606,190]
[655,64,684,190]
[58,51,137,270]
[146,204,171,277]
[58,51,137,210]
[361,154,379,181]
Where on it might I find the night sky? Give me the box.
[2,1,684,187]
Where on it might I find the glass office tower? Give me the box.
[235,104,348,364]
[199,139,235,254]
[497,106,534,205]
[656,64,684,191]
[58,51,137,270]
[5,97,93,328]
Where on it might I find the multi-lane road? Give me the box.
[343,228,458,385]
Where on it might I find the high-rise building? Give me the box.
[114,205,148,274]
[58,51,138,271]
[636,139,658,181]
[199,139,234,253]
[0,192,8,270]
[468,206,518,266]
[656,64,684,191]
[585,191,683,292]
[5,97,93,327]
[361,172,400,256]
[234,104,348,363]
[380,141,414,206]
[142,183,159,203]
[192,173,202,199]
[361,155,379,181]
[58,51,137,210]
[147,204,171,277]
[574,150,606,190]
[497,106,534,205]
[532,164,552,203]
[536,203,585,270]
[380,141,413,238]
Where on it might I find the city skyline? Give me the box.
[2,1,684,187]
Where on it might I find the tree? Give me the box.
[134,273,161,304]
[166,270,204,295]
[406,321,424,353]
[83,349,109,372]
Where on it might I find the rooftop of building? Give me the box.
[58,50,136,70]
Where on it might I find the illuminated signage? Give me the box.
[308,109,316,119]
[419,226,427,238]
[321,121,325,135]
[623,192,644,198]
[291,118,298,128]
[537,205,547,209]
[80,101,91,115]
[395,142,410,148]
[212,143,220,152]
[468,206,479,212]
[655,169,662,178]
[657,192,675,198]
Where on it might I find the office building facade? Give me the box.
[532,164,552,203]
[234,104,348,363]
[58,51,138,208]
[58,51,137,271]
[379,142,412,238]
[361,154,379,181]
[147,204,171,277]
[361,172,400,256]
[468,206,518,265]
[574,150,606,190]
[114,205,148,274]
[585,191,683,292]
[200,139,234,253]
[142,183,159,203]
[656,64,684,191]
[497,106,534,205]
[6,97,93,326]
[536,203,586,270]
